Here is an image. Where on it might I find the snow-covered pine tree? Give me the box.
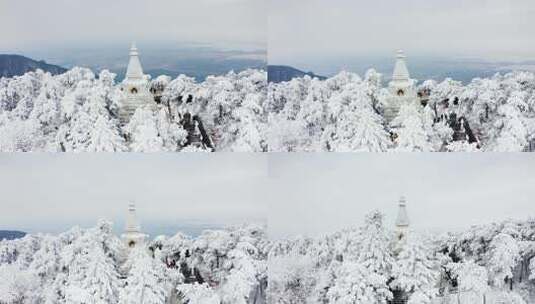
[390,234,438,303]
[323,81,390,152]
[356,211,394,274]
[232,93,267,152]
[86,115,126,152]
[492,104,529,151]
[294,78,328,151]
[349,105,390,152]
[27,235,62,301]
[126,107,164,152]
[451,260,490,297]
[177,283,221,304]
[155,107,187,152]
[487,233,521,289]
[352,211,394,303]
[326,261,385,304]
[267,253,316,304]
[0,263,40,304]
[392,103,433,152]
[62,225,121,303]
[120,247,167,304]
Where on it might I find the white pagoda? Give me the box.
[384,50,418,123]
[119,43,154,124]
[121,202,147,248]
[394,196,410,243]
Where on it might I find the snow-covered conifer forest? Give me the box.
[268,211,535,304]
[4,213,534,303]
[0,221,268,304]
[0,68,267,152]
[267,70,535,152]
[2,68,535,152]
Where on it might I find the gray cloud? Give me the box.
[2,153,534,239]
[269,0,535,65]
[0,0,266,50]
[268,153,535,239]
[0,154,268,233]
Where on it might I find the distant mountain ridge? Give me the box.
[0,54,67,78]
[0,230,26,240]
[268,65,326,83]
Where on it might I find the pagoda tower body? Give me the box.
[121,202,147,248]
[385,50,418,123]
[119,43,155,124]
[395,196,410,243]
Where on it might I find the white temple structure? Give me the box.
[121,202,148,248]
[395,196,410,243]
[119,43,155,124]
[385,50,418,123]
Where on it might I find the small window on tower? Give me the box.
[131,87,138,94]
[128,240,136,247]
[397,89,405,96]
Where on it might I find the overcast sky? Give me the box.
[0,154,268,234]
[2,154,535,238]
[0,0,266,52]
[269,0,535,66]
[268,153,535,239]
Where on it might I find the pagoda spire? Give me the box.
[392,50,410,83]
[384,50,417,123]
[119,43,154,124]
[121,201,147,249]
[125,202,141,233]
[395,196,409,228]
[125,42,144,80]
[394,196,410,254]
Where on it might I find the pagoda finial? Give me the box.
[395,196,409,227]
[129,42,139,56]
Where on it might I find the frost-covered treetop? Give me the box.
[269,69,535,152]
[0,67,268,152]
[2,67,535,152]
[0,221,268,304]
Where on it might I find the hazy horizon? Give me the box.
[269,0,535,79]
[0,154,268,236]
[2,154,535,239]
[0,0,267,80]
[0,41,267,81]
[269,53,535,84]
